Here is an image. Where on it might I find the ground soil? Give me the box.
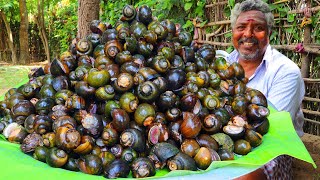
[293,133,320,180]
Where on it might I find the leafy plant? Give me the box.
[49,0,78,55]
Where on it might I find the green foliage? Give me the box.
[101,0,132,26]
[2,0,319,69]
[134,0,206,32]
[311,11,320,44]
[49,0,78,55]
[287,14,295,23]
[0,0,19,23]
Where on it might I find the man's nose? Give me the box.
[243,27,254,37]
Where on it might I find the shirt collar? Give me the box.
[262,44,272,69]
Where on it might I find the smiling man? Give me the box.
[227,0,305,179]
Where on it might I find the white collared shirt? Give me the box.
[227,44,305,136]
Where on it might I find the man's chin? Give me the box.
[238,51,259,61]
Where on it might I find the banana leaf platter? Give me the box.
[0,73,316,180]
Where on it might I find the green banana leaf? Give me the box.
[0,107,316,179]
[0,71,316,179]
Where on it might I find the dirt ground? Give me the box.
[293,133,320,179]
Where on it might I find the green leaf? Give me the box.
[184,2,193,11]
[270,31,278,42]
[182,20,193,29]
[268,4,277,11]
[226,46,234,53]
[287,14,295,23]
[1,3,13,9]
[287,27,293,33]
[225,32,232,38]
[199,20,207,28]
[228,0,235,8]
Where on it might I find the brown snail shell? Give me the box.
[104,40,123,59]
[55,126,81,151]
[180,112,201,138]
[50,58,70,77]
[46,147,68,168]
[63,158,79,172]
[120,128,145,153]
[234,139,252,155]
[131,157,156,178]
[20,132,44,153]
[180,93,198,112]
[167,152,197,171]
[194,147,213,170]
[73,135,95,155]
[104,159,130,178]
[42,132,56,147]
[110,144,124,159]
[52,115,77,133]
[65,94,86,110]
[11,100,35,124]
[218,148,234,160]
[22,80,39,92]
[112,72,134,93]
[4,123,28,144]
[244,129,263,147]
[111,108,130,132]
[149,142,179,166]
[247,103,270,122]
[201,114,222,134]
[168,120,183,144]
[78,154,103,175]
[165,107,182,122]
[121,148,138,165]
[81,113,103,138]
[90,20,107,34]
[196,134,219,151]
[33,146,48,163]
[100,151,116,167]
[180,138,200,158]
[223,124,245,140]
[24,114,53,135]
[121,5,136,21]
[101,126,119,147]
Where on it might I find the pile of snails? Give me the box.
[0,4,270,179]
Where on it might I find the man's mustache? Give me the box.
[238,38,258,44]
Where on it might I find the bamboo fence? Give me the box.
[197,0,320,135]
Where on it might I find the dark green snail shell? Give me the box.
[136,81,160,103]
[137,5,153,25]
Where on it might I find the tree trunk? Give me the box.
[301,2,311,78]
[0,11,18,64]
[301,26,311,78]
[35,0,50,63]
[19,0,29,64]
[77,0,100,39]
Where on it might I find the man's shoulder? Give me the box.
[268,47,300,71]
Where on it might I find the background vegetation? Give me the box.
[0,0,207,64]
[1,0,319,65]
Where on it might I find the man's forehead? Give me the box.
[236,11,267,24]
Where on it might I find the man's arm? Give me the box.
[266,67,304,122]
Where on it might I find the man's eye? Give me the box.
[255,26,265,31]
[236,26,245,30]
